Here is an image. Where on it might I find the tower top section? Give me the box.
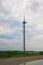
[23,13,27,24]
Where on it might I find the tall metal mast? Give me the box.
[23,14,26,52]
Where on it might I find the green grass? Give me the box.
[0,51,40,58]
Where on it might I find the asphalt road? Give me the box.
[0,56,43,65]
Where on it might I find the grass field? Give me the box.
[0,51,43,58]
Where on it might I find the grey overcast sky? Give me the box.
[0,0,43,51]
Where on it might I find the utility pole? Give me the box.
[23,15,26,52]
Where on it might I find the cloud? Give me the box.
[29,0,40,12]
[0,0,25,21]
[37,24,43,30]
[0,38,23,50]
[0,24,16,35]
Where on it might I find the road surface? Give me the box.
[0,56,43,65]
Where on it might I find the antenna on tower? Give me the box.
[23,12,26,23]
[24,12,25,22]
